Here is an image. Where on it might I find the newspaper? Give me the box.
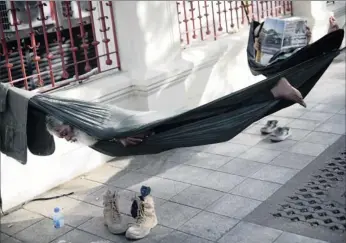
[259,17,308,65]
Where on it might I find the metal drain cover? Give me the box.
[245,136,346,243]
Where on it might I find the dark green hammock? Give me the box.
[28,27,344,157]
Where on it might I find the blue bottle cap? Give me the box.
[54,207,60,213]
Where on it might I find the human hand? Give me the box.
[254,37,261,51]
[306,26,312,44]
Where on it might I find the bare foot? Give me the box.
[271,77,307,108]
[328,16,339,33]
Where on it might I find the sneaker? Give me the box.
[260,120,278,134]
[126,186,158,240]
[270,127,291,142]
[103,189,127,234]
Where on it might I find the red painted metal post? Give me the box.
[76,1,91,72]
[51,1,69,79]
[38,1,55,87]
[0,12,13,86]
[228,1,234,28]
[189,1,197,38]
[182,1,190,44]
[9,1,28,89]
[210,1,217,40]
[235,1,239,29]
[197,1,204,40]
[86,1,101,73]
[204,0,211,35]
[106,1,122,70]
[98,1,112,65]
[25,1,43,87]
[64,1,79,80]
[216,1,223,31]
[223,1,229,33]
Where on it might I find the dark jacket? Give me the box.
[0,83,55,164]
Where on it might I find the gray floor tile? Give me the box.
[315,122,345,135]
[0,209,43,235]
[288,119,321,131]
[289,142,328,156]
[230,178,281,201]
[310,103,344,114]
[196,171,245,192]
[206,143,250,157]
[3,237,23,243]
[184,235,214,243]
[218,221,282,243]
[274,232,328,243]
[170,185,225,209]
[179,211,238,241]
[185,152,231,170]
[217,158,265,177]
[238,147,282,163]
[52,229,113,243]
[136,160,179,176]
[326,114,345,125]
[250,165,298,184]
[108,171,152,190]
[14,218,72,243]
[155,202,200,229]
[166,149,199,163]
[288,128,311,141]
[84,165,127,184]
[301,131,341,145]
[160,164,212,185]
[78,216,133,243]
[337,107,345,114]
[300,111,333,122]
[134,225,174,243]
[24,196,101,227]
[206,194,261,219]
[1,233,10,241]
[273,106,305,118]
[43,178,103,201]
[255,138,297,152]
[156,231,191,243]
[128,177,190,200]
[270,152,316,170]
[257,116,293,127]
[244,124,269,135]
[229,133,264,146]
[77,185,110,208]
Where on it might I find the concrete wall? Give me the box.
[1,1,344,212]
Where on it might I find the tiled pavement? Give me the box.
[1,56,345,243]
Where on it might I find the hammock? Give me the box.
[247,21,345,77]
[28,41,343,157]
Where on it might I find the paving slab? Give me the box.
[244,136,346,243]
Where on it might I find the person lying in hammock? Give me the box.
[254,16,340,64]
[45,76,306,147]
[45,115,149,147]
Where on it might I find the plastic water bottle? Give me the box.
[53,207,64,228]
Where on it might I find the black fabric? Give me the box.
[247,21,345,77]
[26,44,342,157]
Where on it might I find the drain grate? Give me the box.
[245,136,346,242]
[273,151,346,233]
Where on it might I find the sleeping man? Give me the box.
[45,115,145,147]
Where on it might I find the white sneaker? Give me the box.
[260,120,278,134]
[103,189,127,234]
[270,127,291,142]
[125,194,158,240]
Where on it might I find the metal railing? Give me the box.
[176,0,293,46]
[0,1,121,92]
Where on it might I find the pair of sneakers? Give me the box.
[260,120,291,142]
[103,186,158,240]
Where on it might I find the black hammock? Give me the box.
[27,29,344,157]
[247,21,345,77]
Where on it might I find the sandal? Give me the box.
[270,127,291,142]
[260,120,278,135]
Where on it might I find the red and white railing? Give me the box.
[176,0,293,46]
[0,1,121,92]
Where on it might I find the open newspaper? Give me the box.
[259,17,308,65]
